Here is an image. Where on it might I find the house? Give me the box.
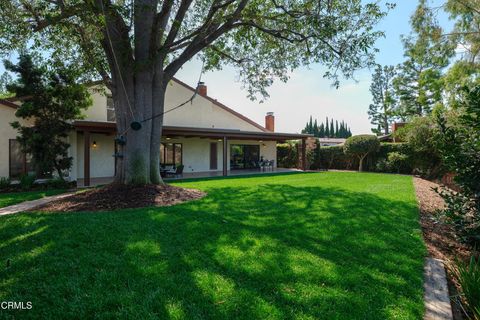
[0,78,311,186]
[317,138,346,147]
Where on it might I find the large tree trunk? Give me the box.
[110,66,170,185]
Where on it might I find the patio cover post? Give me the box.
[301,138,307,171]
[223,136,228,176]
[84,131,90,187]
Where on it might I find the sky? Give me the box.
[174,0,452,135]
[0,1,453,135]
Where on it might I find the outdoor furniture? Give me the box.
[160,165,175,177]
[165,165,184,178]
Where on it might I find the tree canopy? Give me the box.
[368,64,396,135]
[302,116,352,138]
[0,0,392,185]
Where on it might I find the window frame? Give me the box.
[106,95,116,122]
[9,139,28,179]
[160,142,183,166]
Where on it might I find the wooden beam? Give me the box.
[84,131,91,187]
[301,138,307,171]
[223,136,228,176]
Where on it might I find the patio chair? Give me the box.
[166,165,184,178]
[268,160,275,171]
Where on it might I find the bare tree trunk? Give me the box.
[150,76,167,184]
[359,154,367,172]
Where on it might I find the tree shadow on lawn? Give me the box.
[0,183,425,319]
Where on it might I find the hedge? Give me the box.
[310,143,413,173]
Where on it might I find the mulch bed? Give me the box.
[413,177,472,320]
[36,184,206,212]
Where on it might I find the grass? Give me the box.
[0,172,426,319]
[0,189,69,208]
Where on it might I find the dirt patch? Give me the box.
[414,177,472,320]
[414,177,471,262]
[36,184,206,212]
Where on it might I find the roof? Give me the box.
[0,98,19,109]
[171,77,268,132]
[317,138,347,143]
[1,78,269,133]
[73,120,311,141]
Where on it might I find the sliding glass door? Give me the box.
[230,144,260,169]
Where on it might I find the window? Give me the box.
[9,139,35,179]
[106,96,116,122]
[160,143,182,166]
[230,144,260,169]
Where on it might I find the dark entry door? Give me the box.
[210,142,217,170]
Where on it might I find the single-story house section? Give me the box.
[0,78,311,186]
[317,138,346,147]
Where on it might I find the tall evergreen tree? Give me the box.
[368,64,397,135]
[6,53,91,180]
[330,119,335,138]
[325,117,330,137]
[319,123,325,137]
[394,0,455,117]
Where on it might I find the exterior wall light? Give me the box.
[92,141,97,148]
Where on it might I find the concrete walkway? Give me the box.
[424,258,453,320]
[0,192,74,216]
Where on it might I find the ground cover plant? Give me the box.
[0,172,425,319]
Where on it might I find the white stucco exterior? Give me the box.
[0,78,305,182]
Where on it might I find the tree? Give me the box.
[325,117,330,137]
[394,116,443,178]
[394,0,455,118]
[436,86,480,245]
[442,0,480,109]
[0,0,390,185]
[301,116,352,138]
[6,53,91,180]
[343,135,379,172]
[368,64,396,135]
[0,72,13,98]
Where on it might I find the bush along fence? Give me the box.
[309,142,414,174]
[277,135,447,177]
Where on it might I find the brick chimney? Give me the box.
[198,81,207,96]
[265,112,275,132]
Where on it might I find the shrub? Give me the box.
[436,86,480,245]
[277,142,298,168]
[386,152,409,173]
[19,174,36,190]
[454,256,480,320]
[343,135,380,171]
[0,177,11,190]
[395,116,444,178]
[46,178,70,190]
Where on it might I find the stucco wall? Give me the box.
[83,81,264,132]
[76,132,115,179]
[69,135,277,179]
[82,86,109,121]
[161,137,276,174]
[0,104,33,178]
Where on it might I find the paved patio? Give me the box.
[77,168,301,187]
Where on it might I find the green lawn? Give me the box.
[0,189,69,208]
[0,172,425,319]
